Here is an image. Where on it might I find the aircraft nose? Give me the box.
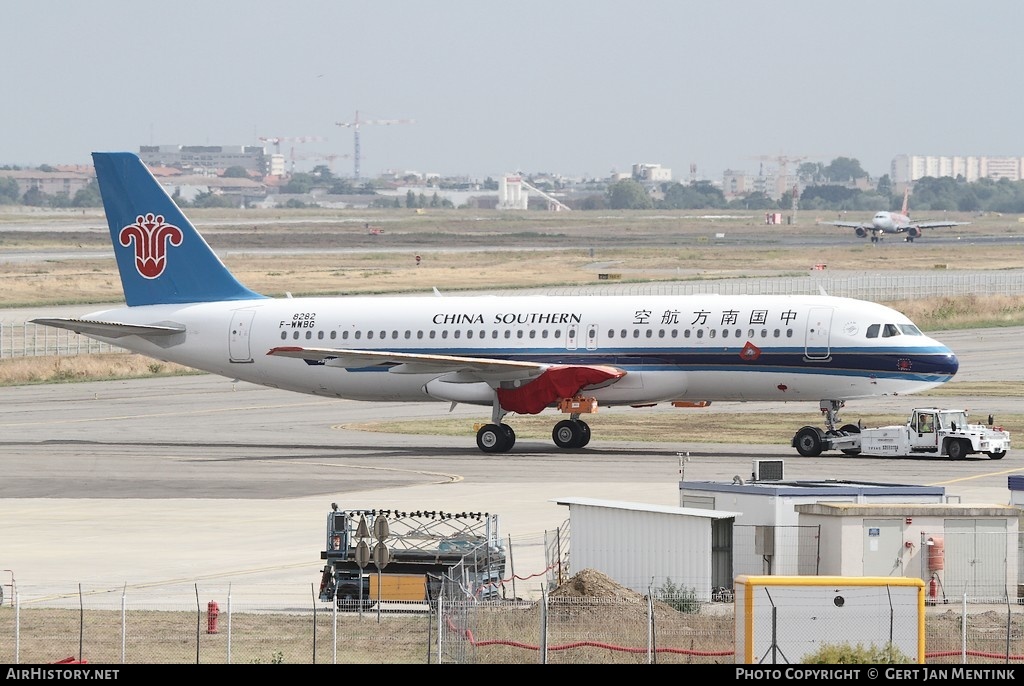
[937,348,959,378]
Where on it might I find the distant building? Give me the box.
[138,145,271,176]
[632,162,671,182]
[891,154,1024,185]
[0,168,93,198]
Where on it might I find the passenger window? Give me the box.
[722,329,729,338]
[696,330,704,339]
[305,331,312,339]
[280,331,287,340]
[429,331,436,339]
[529,330,536,339]
[773,329,780,338]
[367,331,374,339]
[441,331,448,339]
[786,329,793,338]
[417,331,423,339]
[317,331,324,340]
[466,330,473,339]
[517,330,524,339]
[645,329,653,338]
[504,331,511,339]
[404,331,411,339]
[293,331,300,340]
[633,330,640,338]
[684,330,690,338]
[330,331,337,340]
[709,329,717,339]
[354,331,361,340]
[608,329,616,339]
[454,330,461,339]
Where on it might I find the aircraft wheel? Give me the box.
[989,450,1006,460]
[552,420,583,449]
[501,424,516,449]
[793,426,824,457]
[577,421,591,448]
[477,423,512,453]
[946,439,968,460]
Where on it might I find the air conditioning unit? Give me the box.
[752,459,784,482]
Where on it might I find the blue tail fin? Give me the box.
[92,152,266,306]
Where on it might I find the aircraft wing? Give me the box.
[909,221,972,230]
[817,221,871,230]
[269,345,627,415]
[30,317,186,339]
[268,345,626,384]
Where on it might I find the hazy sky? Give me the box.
[4,1,1022,181]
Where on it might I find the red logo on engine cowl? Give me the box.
[118,213,183,279]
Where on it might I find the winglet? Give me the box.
[92,152,266,307]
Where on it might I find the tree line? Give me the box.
[5,158,1024,213]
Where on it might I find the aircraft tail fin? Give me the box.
[901,186,910,216]
[91,152,266,307]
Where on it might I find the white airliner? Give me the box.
[32,153,960,454]
[818,188,970,243]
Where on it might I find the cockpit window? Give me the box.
[866,324,880,339]
[882,324,900,337]
[898,324,922,336]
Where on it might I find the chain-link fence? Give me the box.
[8,583,1024,664]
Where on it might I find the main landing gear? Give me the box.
[474,397,593,454]
[792,400,859,458]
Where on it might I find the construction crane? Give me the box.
[257,136,327,156]
[291,152,351,175]
[335,110,414,180]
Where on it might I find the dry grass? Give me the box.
[0,353,197,386]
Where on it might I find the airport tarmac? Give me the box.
[1,326,1022,604]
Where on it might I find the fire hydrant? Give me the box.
[207,600,219,634]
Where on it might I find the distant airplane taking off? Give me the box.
[33,153,959,454]
[818,187,970,243]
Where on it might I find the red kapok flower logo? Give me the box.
[118,213,184,279]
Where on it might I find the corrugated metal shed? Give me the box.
[553,497,740,600]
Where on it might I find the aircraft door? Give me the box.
[229,309,257,363]
[804,307,833,360]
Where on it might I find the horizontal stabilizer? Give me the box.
[29,317,185,339]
